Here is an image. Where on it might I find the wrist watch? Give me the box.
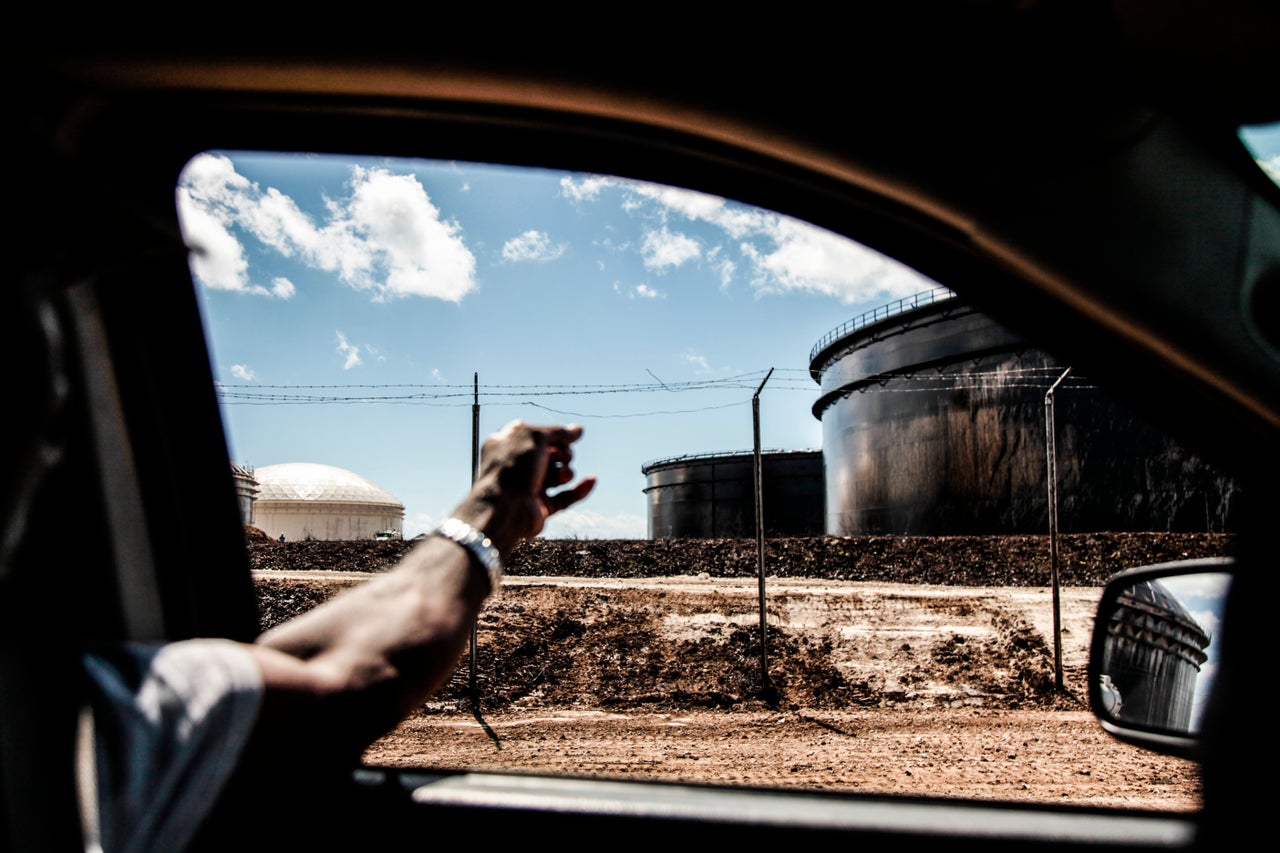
[431,517,504,592]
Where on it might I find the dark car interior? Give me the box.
[3,2,1278,850]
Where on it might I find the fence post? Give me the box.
[753,368,774,700]
[1045,367,1071,691]
[470,373,481,704]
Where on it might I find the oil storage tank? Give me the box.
[251,462,404,542]
[642,450,823,539]
[1100,578,1211,730]
[810,287,1238,536]
[230,462,259,527]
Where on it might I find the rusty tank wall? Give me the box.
[810,297,1239,536]
[641,450,824,539]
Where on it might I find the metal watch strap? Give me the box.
[432,517,504,592]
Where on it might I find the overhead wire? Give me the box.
[214,366,1095,418]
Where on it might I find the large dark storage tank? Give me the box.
[810,288,1239,535]
[642,450,823,539]
[1101,579,1211,730]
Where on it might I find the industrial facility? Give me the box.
[808,287,1239,536]
[641,449,824,539]
[238,292,1235,545]
[248,462,404,542]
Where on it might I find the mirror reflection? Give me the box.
[1098,570,1231,736]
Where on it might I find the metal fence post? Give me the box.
[1045,367,1071,691]
[470,373,480,703]
[753,368,774,699]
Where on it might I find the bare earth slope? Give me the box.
[250,533,1231,811]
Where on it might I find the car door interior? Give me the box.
[5,7,1280,850]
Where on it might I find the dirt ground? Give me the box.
[251,532,1231,813]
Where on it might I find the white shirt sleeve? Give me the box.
[82,638,264,853]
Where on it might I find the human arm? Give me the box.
[242,420,596,764]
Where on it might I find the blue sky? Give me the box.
[178,127,1280,541]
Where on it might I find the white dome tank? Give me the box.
[251,462,404,542]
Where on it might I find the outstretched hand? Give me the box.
[455,420,596,558]
[245,420,595,771]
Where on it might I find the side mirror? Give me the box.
[1088,557,1233,760]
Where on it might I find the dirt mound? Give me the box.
[249,531,1234,585]
[252,532,1233,715]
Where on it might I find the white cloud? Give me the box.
[740,215,932,303]
[338,166,477,301]
[625,180,767,239]
[230,364,256,381]
[1190,607,1222,640]
[595,235,630,252]
[541,508,646,539]
[708,248,736,290]
[267,277,296,299]
[683,349,711,373]
[502,230,567,262]
[176,156,253,291]
[403,488,645,540]
[404,511,439,540]
[566,170,935,302]
[560,174,612,202]
[177,153,478,303]
[336,331,362,370]
[641,227,701,271]
[615,283,664,300]
[402,503,630,541]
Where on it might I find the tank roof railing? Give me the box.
[809,286,957,364]
[641,448,821,472]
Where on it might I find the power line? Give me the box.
[522,400,749,419]
[213,368,1097,416]
[214,371,815,405]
